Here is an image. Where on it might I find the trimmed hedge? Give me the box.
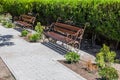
[1,0,120,46]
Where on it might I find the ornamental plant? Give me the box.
[21,30,29,37]
[2,20,7,26]
[35,22,44,39]
[0,15,4,23]
[96,44,116,68]
[99,66,119,80]
[5,22,15,28]
[29,33,40,42]
[65,51,80,63]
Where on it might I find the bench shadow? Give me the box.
[80,39,101,57]
[0,35,14,47]
[42,42,68,55]
[80,45,101,57]
[81,40,120,60]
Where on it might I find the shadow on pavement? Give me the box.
[0,35,14,47]
[13,27,23,33]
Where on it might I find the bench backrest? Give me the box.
[20,14,36,24]
[53,22,85,39]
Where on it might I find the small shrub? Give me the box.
[21,30,29,37]
[35,22,44,39]
[96,52,106,68]
[65,51,80,63]
[2,20,7,26]
[96,44,116,68]
[1,18,14,28]
[29,33,40,42]
[5,22,14,28]
[99,66,119,80]
[0,16,3,23]
[101,44,116,63]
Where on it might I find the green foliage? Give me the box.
[2,20,7,26]
[96,52,106,68]
[21,30,29,37]
[0,16,5,23]
[114,59,120,64]
[2,21,14,28]
[1,0,33,16]
[65,51,80,63]
[1,18,14,28]
[96,44,116,68]
[29,33,40,42]
[99,66,119,80]
[0,14,14,28]
[5,22,15,28]
[0,4,3,13]
[35,22,43,39]
[101,44,116,63]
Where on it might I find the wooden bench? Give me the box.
[15,14,36,29]
[44,22,86,49]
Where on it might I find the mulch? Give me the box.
[58,59,120,80]
[58,60,100,80]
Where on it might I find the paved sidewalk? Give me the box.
[0,26,86,80]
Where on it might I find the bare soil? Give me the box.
[59,60,120,80]
[58,60,100,80]
[0,58,15,80]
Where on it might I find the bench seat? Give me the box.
[44,22,86,49]
[44,32,73,43]
[16,21,33,28]
[15,14,36,29]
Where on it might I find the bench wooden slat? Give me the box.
[16,21,32,27]
[22,18,33,23]
[55,22,80,32]
[21,14,34,19]
[54,26,76,35]
[15,14,36,29]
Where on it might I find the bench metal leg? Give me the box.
[74,43,80,53]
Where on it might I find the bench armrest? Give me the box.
[45,23,55,31]
[64,33,76,42]
[13,16,19,21]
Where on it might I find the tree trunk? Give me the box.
[11,15,14,23]
[91,32,96,47]
[115,41,119,50]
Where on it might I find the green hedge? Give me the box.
[1,0,120,44]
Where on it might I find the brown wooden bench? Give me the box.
[15,14,36,29]
[44,22,87,49]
